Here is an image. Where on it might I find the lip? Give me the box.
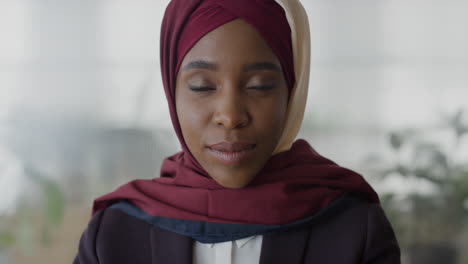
[207,142,256,165]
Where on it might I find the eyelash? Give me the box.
[188,85,214,92]
[248,85,275,91]
[188,85,275,92]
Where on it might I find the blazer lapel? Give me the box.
[151,227,193,264]
[259,228,311,264]
[150,224,310,264]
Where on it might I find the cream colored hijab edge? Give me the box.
[272,0,311,154]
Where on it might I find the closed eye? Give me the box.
[188,85,275,92]
[188,85,215,92]
[247,85,275,91]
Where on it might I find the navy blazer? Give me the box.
[73,196,400,263]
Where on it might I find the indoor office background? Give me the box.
[1,0,467,263]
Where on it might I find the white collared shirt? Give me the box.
[193,235,263,264]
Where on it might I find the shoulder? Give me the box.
[360,201,401,263]
[96,207,154,246]
[304,195,401,263]
[73,207,154,264]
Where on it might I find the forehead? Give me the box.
[180,19,281,67]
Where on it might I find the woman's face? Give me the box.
[175,19,289,188]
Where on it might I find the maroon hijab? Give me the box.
[93,0,379,225]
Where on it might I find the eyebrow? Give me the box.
[181,60,217,71]
[181,60,282,72]
[243,62,282,72]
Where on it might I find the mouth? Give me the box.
[207,142,256,165]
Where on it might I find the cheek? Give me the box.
[255,96,288,137]
[176,95,209,148]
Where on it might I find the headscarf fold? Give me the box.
[93,0,379,226]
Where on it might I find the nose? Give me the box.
[212,89,250,129]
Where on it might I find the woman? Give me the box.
[74,0,401,263]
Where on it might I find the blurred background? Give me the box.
[1,0,467,263]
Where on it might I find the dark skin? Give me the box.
[175,19,289,188]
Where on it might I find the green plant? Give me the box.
[366,109,468,260]
[0,164,65,253]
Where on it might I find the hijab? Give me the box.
[93,0,379,230]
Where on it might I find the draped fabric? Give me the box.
[92,0,379,227]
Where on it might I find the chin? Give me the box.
[211,170,256,189]
[218,180,250,189]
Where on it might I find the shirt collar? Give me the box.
[205,235,257,249]
[234,235,256,248]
